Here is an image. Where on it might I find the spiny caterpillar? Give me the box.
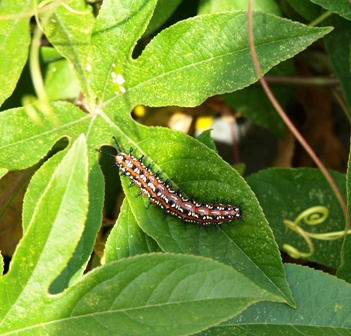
[97,137,242,226]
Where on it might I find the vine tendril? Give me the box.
[283,206,351,259]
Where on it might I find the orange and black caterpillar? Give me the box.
[97,137,242,226]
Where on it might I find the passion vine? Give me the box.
[97,137,242,226]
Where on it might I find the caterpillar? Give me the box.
[97,137,242,226]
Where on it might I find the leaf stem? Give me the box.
[28,1,59,125]
[263,76,339,87]
[309,10,333,27]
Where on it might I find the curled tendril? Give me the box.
[283,206,351,259]
[295,206,329,226]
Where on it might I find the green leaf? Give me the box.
[0,168,8,179]
[0,253,284,335]
[223,61,294,138]
[21,149,89,293]
[101,128,294,307]
[144,0,183,36]
[45,59,79,101]
[324,15,351,109]
[196,129,218,151]
[0,0,33,107]
[22,150,66,231]
[0,102,105,292]
[336,143,351,281]
[0,134,89,330]
[200,263,351,335]
[247,168,346,269]
[284,0,324,21]
[198,0,281,15]
[104,198,161,262]
[89,0,158,102]
[0,102,90,170]
[44,0,95,106]
[311,0,351,21]
[105,11,331,110]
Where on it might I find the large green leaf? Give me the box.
[49,254,280,336]
[0,103,105,292]
[103,11,331,111]
[201,0,289,138]
[311,0,351,21]
[198,263,351,335]
[0,0,33,107]
[247,168,346,269]
[102,127,295,307]
[1,246,284,334]
[0,134,89,330]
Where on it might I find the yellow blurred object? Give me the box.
[195,116,214,131]
[134,105,146,118]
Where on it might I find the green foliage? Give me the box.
[311,0,351,21]
[0,0,33,106]
[198,0,281,15]
[247,168,346,268]
[324,15,351,108]
[223,61,293,138]
[198,263,351,335]
[0,0,350,335]
[287,0,351,108]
